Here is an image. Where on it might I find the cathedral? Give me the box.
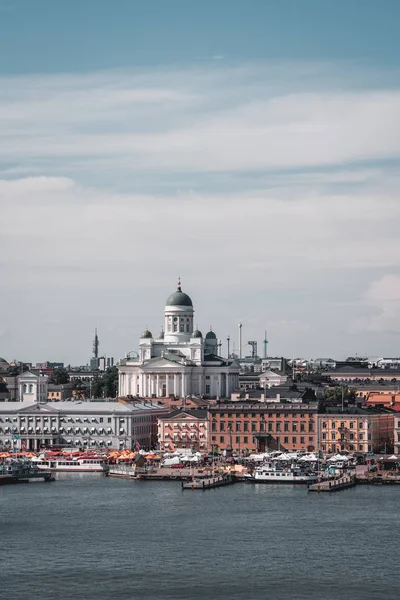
[118,280,239,399]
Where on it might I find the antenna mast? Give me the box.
[93,328,99,358]
[263,330,269,359]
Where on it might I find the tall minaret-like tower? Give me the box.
[93,328,99,359]
[263,330,269,359]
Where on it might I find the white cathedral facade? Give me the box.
[118,281,239,399]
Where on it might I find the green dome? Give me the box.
[191,328,202,338]
[205,330,217,340]
[166,282,193,307]
[141,328,153,339]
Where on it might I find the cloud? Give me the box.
[1,61,400,361]
[1,64,400,174]
[351,275,400,334]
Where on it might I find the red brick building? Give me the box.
[208,402,318,454]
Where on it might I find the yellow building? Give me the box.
[318,410,394,454]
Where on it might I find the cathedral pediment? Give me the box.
[142,357,185,370]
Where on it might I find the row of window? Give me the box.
[212,412,310,419]
[321,444,372,452]
[321,421,368,429]
[211,435,313,445]
[321,432,372,441]
[212,422,313,433]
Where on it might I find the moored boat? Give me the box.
[246,461,319,484]
[31,454,107,472]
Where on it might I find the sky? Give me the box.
[1,0,400,365]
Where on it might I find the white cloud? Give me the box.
[351,275,400,334]
[1,61,400,361]
[0,64,400,172]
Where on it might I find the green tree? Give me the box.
[324,386,356,405]
[49,368,70,385]
[90,367,118,398]
[103,366,118,397]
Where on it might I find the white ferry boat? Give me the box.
[246,462,319,484]
[31,456,107,473]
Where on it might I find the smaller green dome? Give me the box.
[205,330,217,340]
[141,328,153,339]
[191,328,202,338]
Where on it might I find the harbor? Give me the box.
[0,458,54,486]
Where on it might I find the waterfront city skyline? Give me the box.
[1,1,400,364]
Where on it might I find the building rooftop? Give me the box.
[0,401,165,414]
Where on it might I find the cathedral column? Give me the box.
[166,374,169,397]
[218,374,222,399]
[199,375,203,396]
[174,374,178,397]
[156,374,160,397]
[226,373,230,399]
[181,374,185,398]
[148,375,151,397]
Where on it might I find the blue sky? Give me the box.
[1,1,400,364]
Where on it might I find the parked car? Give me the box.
[170,463,185,469]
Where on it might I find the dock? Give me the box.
[0,471,54,486]
[308,474,356,493]
[182,474,235,490]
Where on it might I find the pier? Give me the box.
[0,471,54,486]
[308,474,356,493]
[182,474,235,490]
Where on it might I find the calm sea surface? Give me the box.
[1,474,399,600]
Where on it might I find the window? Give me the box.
[260,422,265,431]
[212,422,216,432]
[220,436,224,443]
[292,423,297,432]
[358,421,363,429]
[322,422,327,429]
[219,423,225,432]
[244,436,248,444]
[251,413,256,418]
[292,437,297,444]
[284,423,289,432]
[332,422,336,429]
[186,323,190,332]
[268,423,272,432]
[276,422,281,432]
[100,418,103,423]
[236,423,241,432]
[349,444,354,451]
[349,433,354,440]
[284,436,289,444]
[252,423,256,432]
[322,433,326,440]
[212,436,216,441]
[359,433,364,440]
[108,418,111,423]
[300,423,305,432]
[300,414,305,418]
[309,423,313,432]
[368,433,371,440]
[332,433,336,440]
[205,385,210,394]
[236,436,240,444]
[350,422,354,429]
[340,422,344,429]
[300,437,305,444]
[244,422,248,432]
[180,321,184,332]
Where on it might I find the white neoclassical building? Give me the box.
[118,281,239,399]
